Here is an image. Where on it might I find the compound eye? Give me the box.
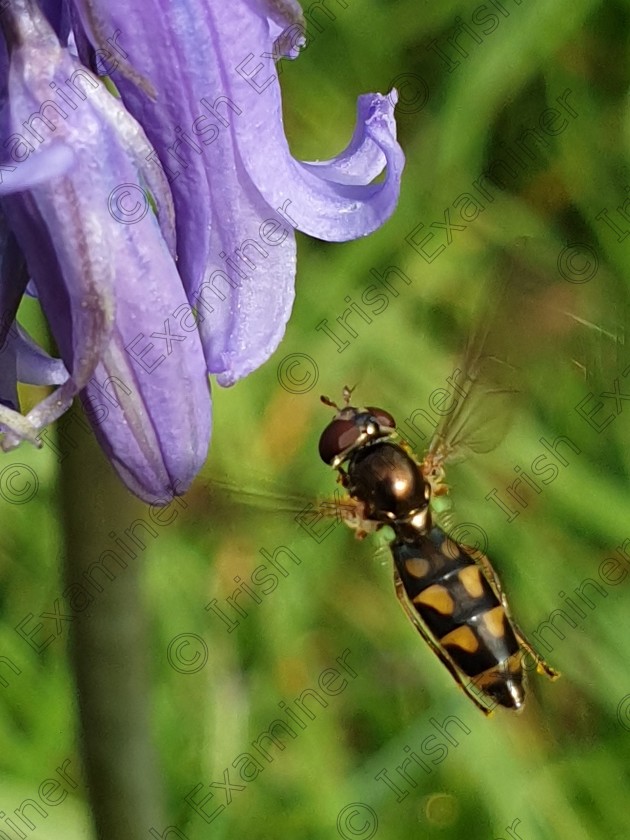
[366,406,396,430]
[318,418,362,464]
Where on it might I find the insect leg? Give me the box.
[393,566,494,716]
[511,623,560,680]
[465,547,560,681]
[317,492,381,540]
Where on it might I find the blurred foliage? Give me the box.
[2,0,630,838]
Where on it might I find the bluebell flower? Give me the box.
[70,0,405,384]
[0,1,211,502]
[0,0,404,501]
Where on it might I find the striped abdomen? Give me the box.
[393,526,524,710]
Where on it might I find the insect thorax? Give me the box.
[346,440,429,523]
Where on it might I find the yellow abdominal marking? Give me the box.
[405,557,431,579]
[441,624,479,653]
[414,584,454,615]
[458,565,485,598]
[483,606,506,638]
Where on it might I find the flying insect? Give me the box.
[318,379,560,715]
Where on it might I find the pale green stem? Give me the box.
[58,402,164,839]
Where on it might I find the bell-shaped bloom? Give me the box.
[0,2,211,503]
[70,0,405,384]
[0,0,403,503]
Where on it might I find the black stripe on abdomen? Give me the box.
[393,527,519,677]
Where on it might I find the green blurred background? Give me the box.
[2,0,630,838]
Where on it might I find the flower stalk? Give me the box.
[58,401,164,840]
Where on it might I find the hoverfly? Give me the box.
[318,348,560,715]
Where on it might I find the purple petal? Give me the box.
[300,93,397,186]
[0,211,29,411]
[70,0,298,385]
[207,3,405,241]
[0,322,68,413]
[13,324,69,386]
[0,4,210,501]
[40,0,72,42]
[0,337,18,412]
[0,143,75,194]
[262,0,306,59]
[70,0,404,385]
[193,187,297,387]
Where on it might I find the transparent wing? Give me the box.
[425,257,526,469]
[201,470,359,529]
[424,235,622,469]
[203,473,313,515]
[426,334,519,467]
